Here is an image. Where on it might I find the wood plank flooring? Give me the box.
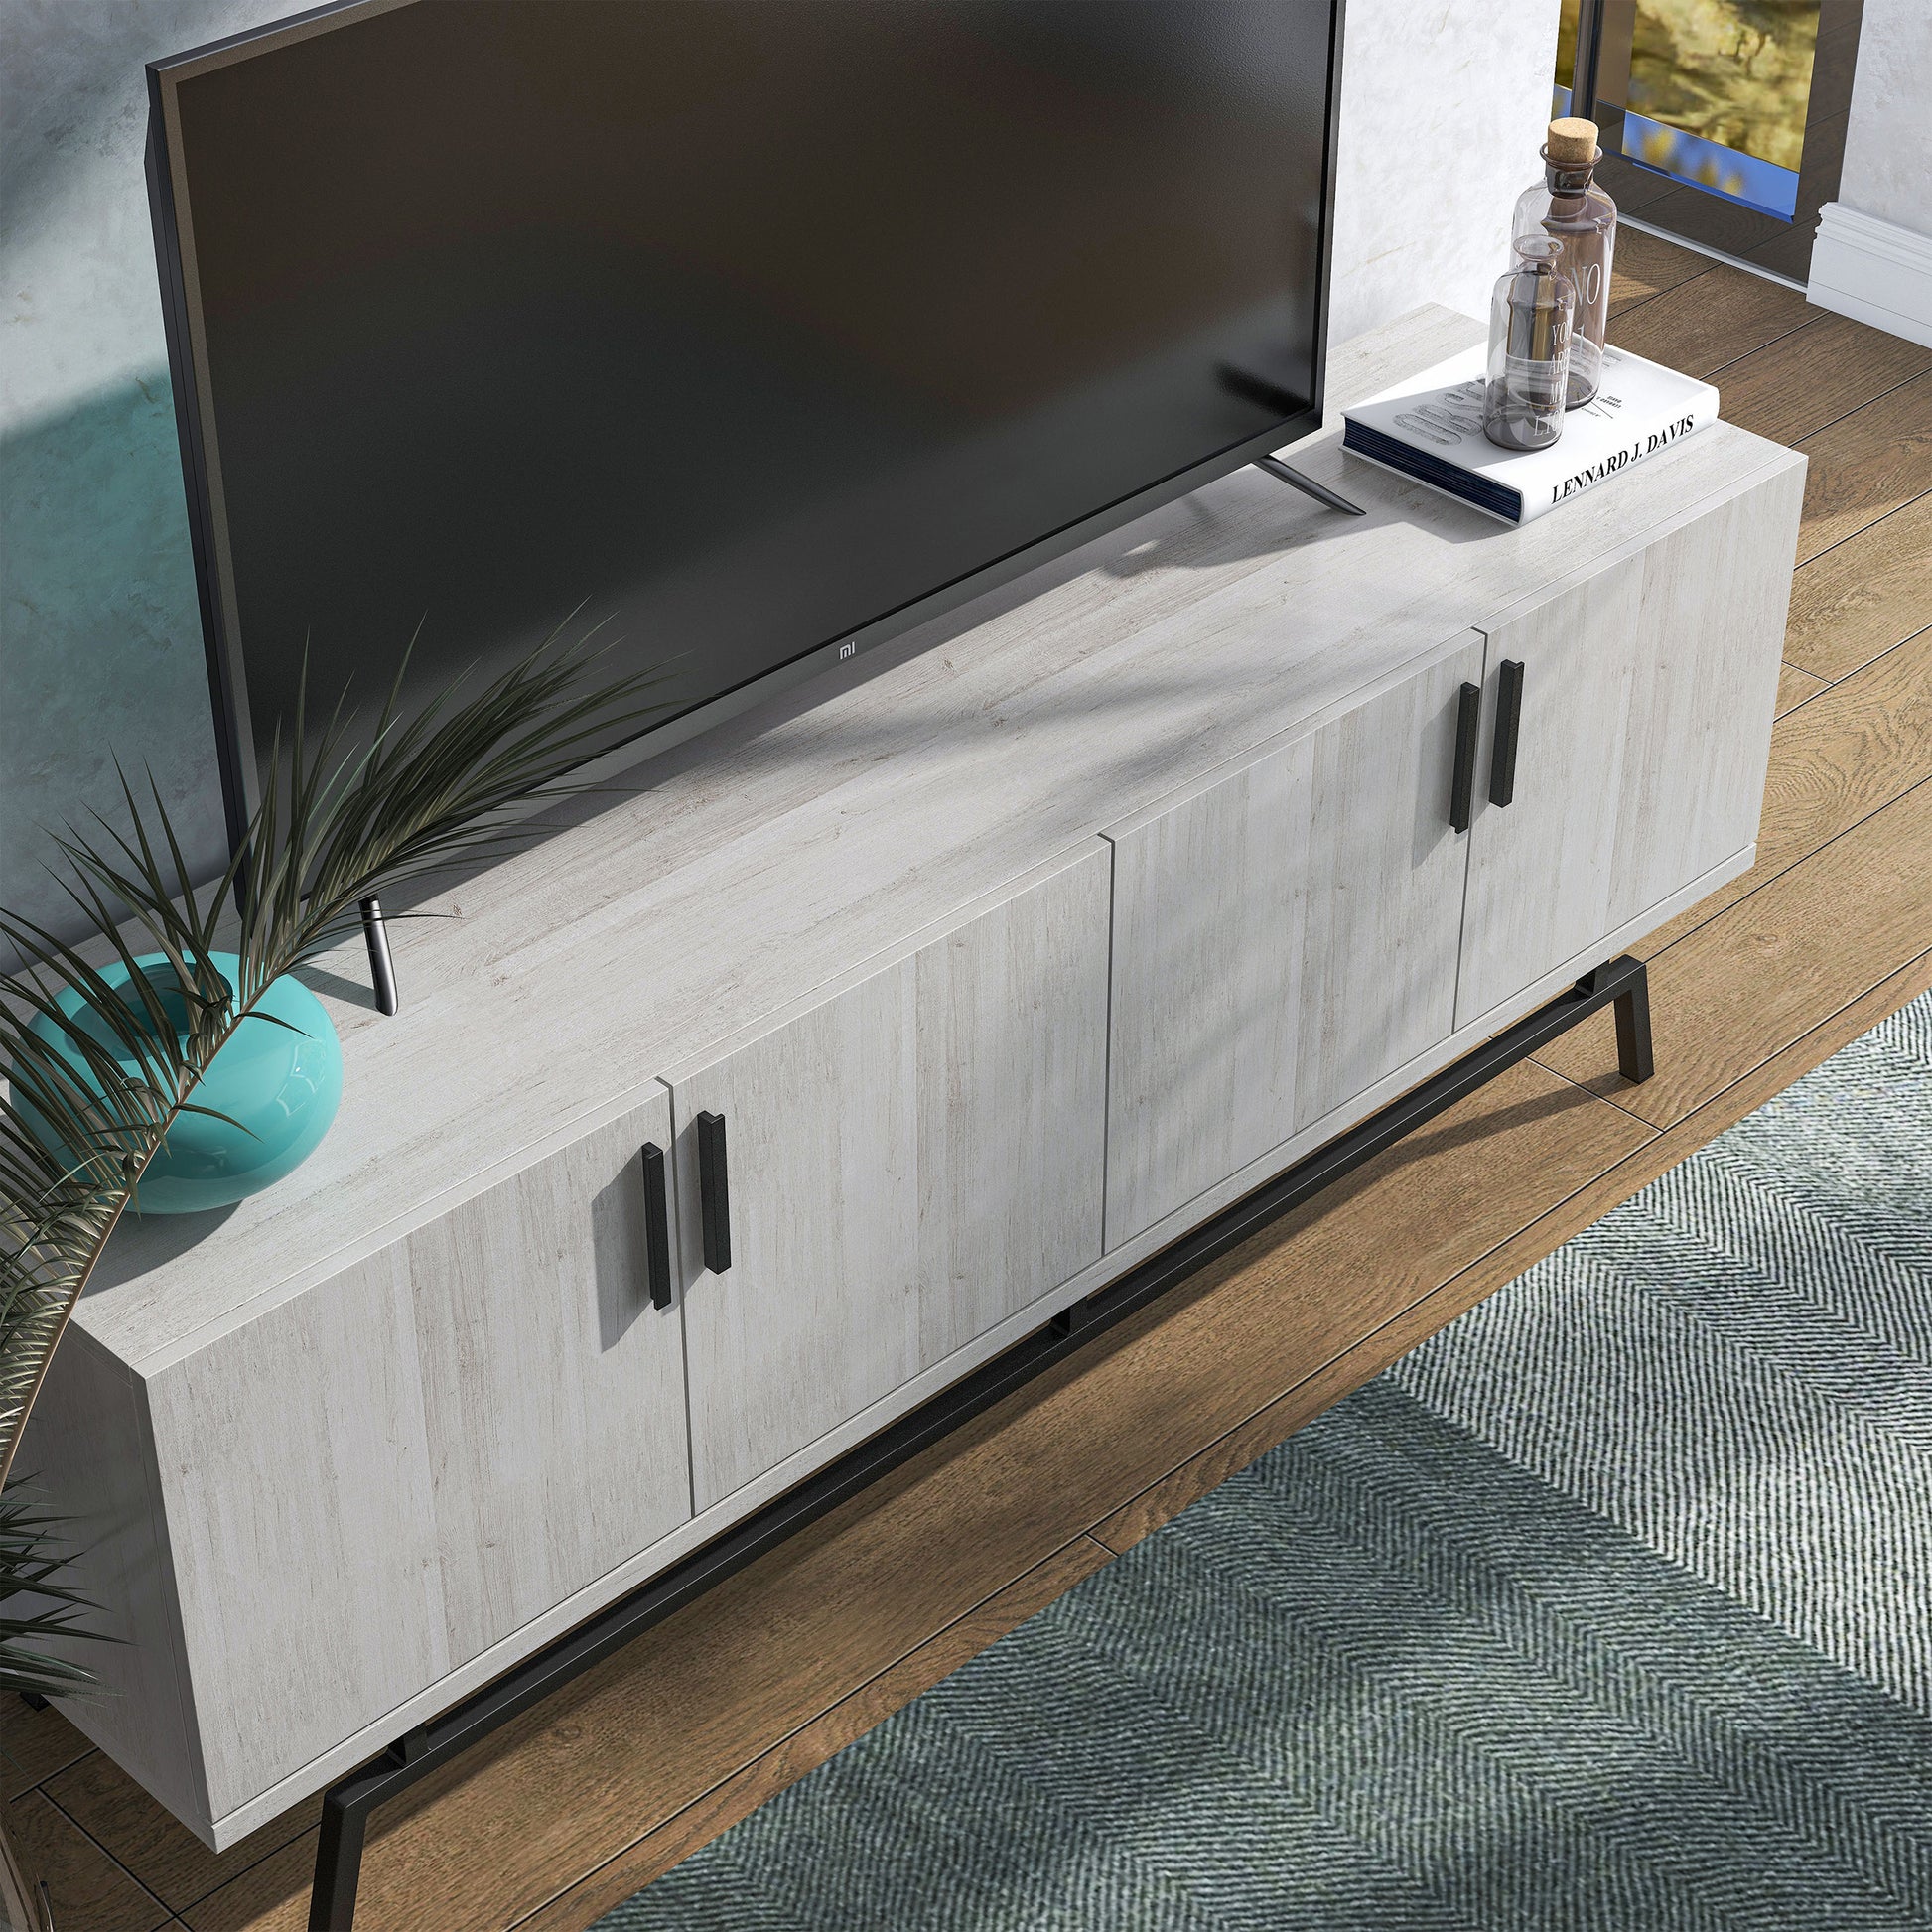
[14,234,1932,1932]
[1786,495,1932,680]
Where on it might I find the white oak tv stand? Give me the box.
[33,308,1805,1876]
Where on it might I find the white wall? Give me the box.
[1,0,291,940]
[1837,0,1932,231]
[0,0,1559,945]
[1328,0,1559,348]
[1809,0,1932,346]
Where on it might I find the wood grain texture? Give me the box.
[161,930,1932,1930]
[1605,229,1711,319]
[19,1329,209,1834]
[143,1240,446,1834]
[1087,1294,1485,1559]
[1776,662,1827,716]
[175,1833,312,1932]
[188,1360,1245,1927]
[6,1786,168,1932]
[41,1752,318,1917]
[514,1538,1116,1932]
[175,1545,1123,1932]
[178,1066,1649,1932]
[1102,639,1480,1245]
[0,1693,91,1802]
[1634,627,1932,958]
[1783,495,1932,683]
[146,1095,693,1831]
[1536,776,1932,1124]
[1716,312,1932,448]
[1094,946,1932,1559]
[188,822,1751,1848]
[22,280,1908,1932]
[1605,263,1815,377]
[1618,186,1790,271]
[1795,374,1932,564]
[163,752,1893,1919]
[1735,222,1817,286]
[1521,953,1932,1278]
[115,283,1913,1931]
[1456,469,1803,1028]
[1053,836,1750,1360]
[76,308,1799,1380]
[404,1096,692,1667]
[673,846,1110,1510]
[1074,1056,1645,1551]
[40,303,1798,1846]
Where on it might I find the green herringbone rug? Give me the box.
[595,990,1932,1930]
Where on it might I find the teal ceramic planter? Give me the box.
[29,951,342,1214]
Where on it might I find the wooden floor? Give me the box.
[11,230,1932,1932]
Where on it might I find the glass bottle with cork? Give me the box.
[1513,116,1616,408]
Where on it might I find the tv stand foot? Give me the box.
[1579,954,1655,1085]
[1254,453,1365,516]
[360,897,399,1017]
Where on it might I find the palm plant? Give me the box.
[0,640,656,1733]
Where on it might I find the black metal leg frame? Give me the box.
[303,952,1653,1929]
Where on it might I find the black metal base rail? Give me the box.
[302,953,1652,1928]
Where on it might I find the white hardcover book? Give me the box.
[1340,343,1719,525]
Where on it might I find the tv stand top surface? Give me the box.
[81,305,1800,1370]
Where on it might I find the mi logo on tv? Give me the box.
[838,640,858,661]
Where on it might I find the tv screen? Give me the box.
[149,0,1341,840]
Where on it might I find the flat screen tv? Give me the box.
[149,0,1344,851]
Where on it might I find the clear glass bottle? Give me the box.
[1512,117,1616,408]
[1484,235,1573,454]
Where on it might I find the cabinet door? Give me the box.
[400,1095,693,1662]
[1455,490,1792,1028]
[1104,637,1484,1247]
[148,1092,692,1821]
[670,846,1110,1512]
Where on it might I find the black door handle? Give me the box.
[1489,659,1525,807]
[1449,681,1481,833]
[696,1110,731,1274]
[638,1142,673,1310]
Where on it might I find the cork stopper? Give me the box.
[1547,117,1600,165]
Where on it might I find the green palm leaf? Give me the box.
[0,635,661,1686]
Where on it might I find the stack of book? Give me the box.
[1341,343,1719,525]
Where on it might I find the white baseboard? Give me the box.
[1808,202,1932,349]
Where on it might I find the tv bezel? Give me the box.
[147,0,1348,859]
